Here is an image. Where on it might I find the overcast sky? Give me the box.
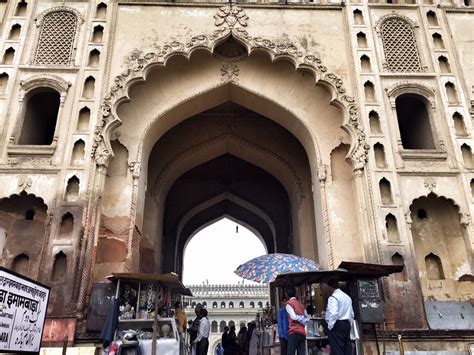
[182,218,267,286]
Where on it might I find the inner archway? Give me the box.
[140,101,317,275]
[182,217,267,285]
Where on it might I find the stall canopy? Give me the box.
[106,272,193,296]
[272,261,403,287]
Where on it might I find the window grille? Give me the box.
[34,11,77,65]
[381,18,422,72]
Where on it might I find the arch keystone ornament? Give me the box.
[93,5,368,172]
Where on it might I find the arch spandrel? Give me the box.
[93,8,368,172]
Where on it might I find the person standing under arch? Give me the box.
[285,288,310,355]
[325,280,354,355]
[195,308,210,355]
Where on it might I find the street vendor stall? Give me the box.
[103,272,192,355]
[272,262,404,355]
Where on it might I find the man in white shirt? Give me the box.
[195,308,210,355]
[325,279,354,355]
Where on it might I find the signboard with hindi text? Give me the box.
[0,267,50,353]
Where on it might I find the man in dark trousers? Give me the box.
[285,288,310,355]
[325,279,354,355]
[277,296,289,355]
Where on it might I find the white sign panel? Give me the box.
[0,267,50,353]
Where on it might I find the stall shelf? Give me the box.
[106,272,192,355]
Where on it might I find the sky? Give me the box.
[182,218,267,285]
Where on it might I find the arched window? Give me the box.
[461,144,474,168]
[258,301,263,308]
[432,33,444,49]
[202,301,207,308]
[95,2,107,19]
[380,17,422,72]
[34,9,78,65]
[213,301,218,308]
[192,302,197,308]
[364,81,376,102]
[77,107,90,131]
[379,178,393,205]
[356,32,368,48]
[59,212,74,239]
[239,301,244,308]
[374,143,387,168]
[229,320,235,328]
[360,55,371,73]
[425,253,444,280]
[18,88,60,145]
[211,321,218,333]
[12,253,29,276]
[395,94,434,149]
[427,11,438,26]
[219,321,226,333]
[353,9,364,24]
[92,25,104,43]
[15,1,27,16]
[8,24,21,40]
[229,302,234,308]
[0,73,8,95]
[2,47,15,65]
[71,140,85,166]
[438,56,451,73]
[385,214,399,241]
[369,111,381,134]
[65,175,80,201]
[221,301,226,308]
[391,253,407,281]
[51,251,67,282]
[250,301,255,308]
[88,49,100,67]
[452,112,467,136]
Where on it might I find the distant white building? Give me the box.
[184,283,270,355]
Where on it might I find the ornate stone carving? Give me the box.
[214,4,248,29]
[95,26,366,173]
[221,63,239,82]
[318,164,327,183]
[460,212,471,227]
[128,161,141,179]
[18,175,32,191]
[424,177,436,191]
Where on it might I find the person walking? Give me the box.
[285,288,310,355]
[190,304,203,355]
[222,326,230,355]
[237,324,247,355]
[277,296,289,355]
[228,325,239,355]
[195,308,210,355]
[325,279,354,355]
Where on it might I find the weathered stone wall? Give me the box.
[0,0,472,348]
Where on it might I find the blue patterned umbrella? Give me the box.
[234,253,320,283]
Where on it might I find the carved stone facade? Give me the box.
[0,0,473,352]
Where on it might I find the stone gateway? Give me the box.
[0,0,473,352]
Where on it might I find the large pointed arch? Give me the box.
[93,28,367,171]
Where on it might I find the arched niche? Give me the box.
[0,192,48,276]
[65,176,80,201]
[51,251,67,282]
[410,193,471,301]
[369,111,381,134]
